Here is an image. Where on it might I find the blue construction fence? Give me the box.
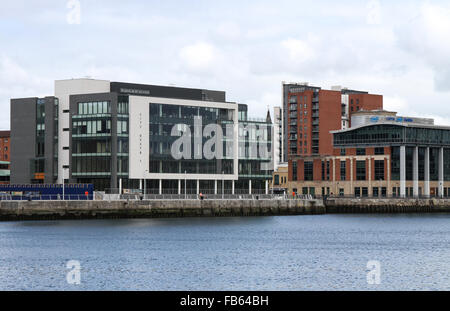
[0,184,94,201]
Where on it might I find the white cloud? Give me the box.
[179,42,219,73]
[396,3,450,91]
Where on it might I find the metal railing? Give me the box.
[0,194,93,201]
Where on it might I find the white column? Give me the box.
[249,180,252,195]
[159,179,162,195]
[424,147,430,197]
[197,179,200,194]
[265,180,269,195]
[368,157,372,195]
[413,146,419,198]
[232,180,235,195]
[439,147,444,198]
[178,179,181,195]
[350,158,354,195]
[214,180,218,195]
[400,145,406,197]
[119,178,122,195]
[139,179,142,190]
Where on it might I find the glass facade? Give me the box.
[149,103,235,175]
[72,100,113,190]
[334,124,450,147]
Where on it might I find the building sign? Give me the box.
[120,88,151,96]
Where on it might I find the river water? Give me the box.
[1,214,450,290]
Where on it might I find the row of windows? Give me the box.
[292,159,385,181]
[340,147,385,156]
[77,101,111,115]
[73,120,111,135]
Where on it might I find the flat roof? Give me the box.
[331,122,450,134]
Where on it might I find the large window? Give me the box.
[292,161,297,181]
[356,160,366,180]
[77,101,110,115]
[374,160,385,180]
[304,161,313,181]
[340,161,346,181]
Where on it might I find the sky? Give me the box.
[1,0,450,129]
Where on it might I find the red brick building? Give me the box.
[0,131,10,162]
[284,84,383,196]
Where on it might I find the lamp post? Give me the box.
[185,170,187,200]
[222,171,224,200]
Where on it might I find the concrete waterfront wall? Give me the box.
[325,198,450,213]
[0,199,325,221]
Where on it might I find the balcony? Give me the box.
[312,120,319,126]
[312,112,319,118]
[312,104,319,110]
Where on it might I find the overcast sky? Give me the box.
[1,0,450,129]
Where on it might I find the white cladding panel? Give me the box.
[128,95,239,180]
[54,79,110,183]
[128,96,150,179]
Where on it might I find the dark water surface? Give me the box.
[1,214,450,290]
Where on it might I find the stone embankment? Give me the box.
[325,198,450,213]
[2,198,450,221]
[0,199,325,221]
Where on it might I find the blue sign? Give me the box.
[396,117,403,122]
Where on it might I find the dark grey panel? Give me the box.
[110,82,226,103]
[10,98,37,184]
[44,97,56,183]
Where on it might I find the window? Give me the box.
[304,161,313,181]
[339,188,344,197]
[374,160,385,180]
[77,101,110,115]
[340,161,346,181]
[356,160,366,180]
[340,148,346,156]
[373,187,379,197]
[356,148,366,155]
[292,162,297,181]
[355,187,361,197]
[63,128,70,132]
[63,109,70,113]
[374,147,384,155]
[274,175,280,185]
[362,187,368,197]
[63,147,69,150]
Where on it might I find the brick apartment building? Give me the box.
[282,83,383,196]
[0,131,10,162]
[0,130,10,184]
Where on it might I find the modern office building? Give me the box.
[282,82,383,160]
[10,79,273,193]
[288,110,450,198]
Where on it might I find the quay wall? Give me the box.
[325,198,450,213]
[2,198,450,221]
[0,199,325,221]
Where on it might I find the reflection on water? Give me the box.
[1,214,450,290]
